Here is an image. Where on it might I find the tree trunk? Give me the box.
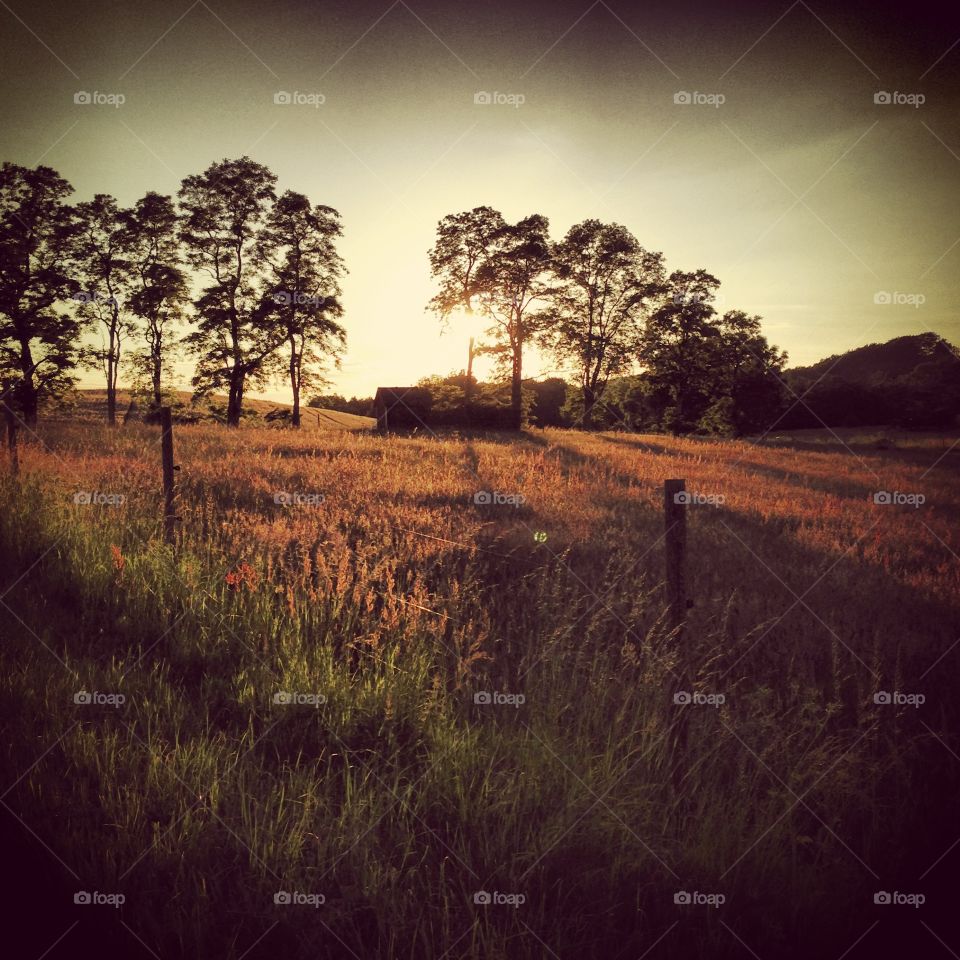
[152,351,162,409]
[106,312,120,425]
[106,356,117,426]
[582,384,595,430]
[289,340,301,428]
[18,341,38,427]
[227,370,244,427]
[510,348,523,430]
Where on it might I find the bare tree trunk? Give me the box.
[510,347,523,430]
[106,349,117,426]
[289,339,301,428]
[582,384,595,430]
[152,351,162,409]
[19,343,38,427]
[227,370,244,427]
[20,386,38,427]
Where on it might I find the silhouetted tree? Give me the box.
[73,194,136,424]
[528,377,568,427]
[0,163,79,425]
[257,191,346,427]
[179,157,280,426]
[429,207,554,428]
[640,269,721,433]
[122,192,189,412]
[544,220,665,428]
[701,310,787,435]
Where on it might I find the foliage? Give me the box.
[0,162,80,424]
[257,191,347,426]
[542,219,665,427]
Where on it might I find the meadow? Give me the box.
[1,417,958,959]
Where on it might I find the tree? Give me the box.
[701,310,787,436]
[178,156,280,426]
[73,194,137,424]
[544,220,665,428]
[122,192,188,412]
[528,377,568,427]
[429,207,554,429]
[640,269,721,434]
[0,163,79,426]
[257,191,346,427]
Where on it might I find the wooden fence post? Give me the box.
[160,407,176,545]
[664,479,688,633]
[664,478,690,794]
[5,407,19,477]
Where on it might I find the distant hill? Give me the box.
[787,333,959,386]
[781,333,960,430]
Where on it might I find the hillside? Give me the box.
[780,332,960,430]
[47,389,375,431]
[787,332,959,384]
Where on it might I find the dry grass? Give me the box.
[1,420,957,958]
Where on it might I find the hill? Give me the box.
[787,332,959,384]
[46,389,375,431]
[780,333,960,430]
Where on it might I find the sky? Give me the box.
[1,0,958,401]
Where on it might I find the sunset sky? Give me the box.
[1,0,958,401]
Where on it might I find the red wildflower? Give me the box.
[225,561,259,593]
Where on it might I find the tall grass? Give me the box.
[1,423,957,958]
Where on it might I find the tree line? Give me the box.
[0,157,345,427]
[428,208,787,434]
[2,163,788,437]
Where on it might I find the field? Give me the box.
[1,417,958,959]
[51,388,377,431]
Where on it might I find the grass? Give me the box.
[1,420,958,958]
[51,388,376,430]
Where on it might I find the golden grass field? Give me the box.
[1,413,957,958]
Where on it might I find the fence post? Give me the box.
[160,407,176,545]
[664,479,688,633]
[5,407,19,477]
[664,478,690,794]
